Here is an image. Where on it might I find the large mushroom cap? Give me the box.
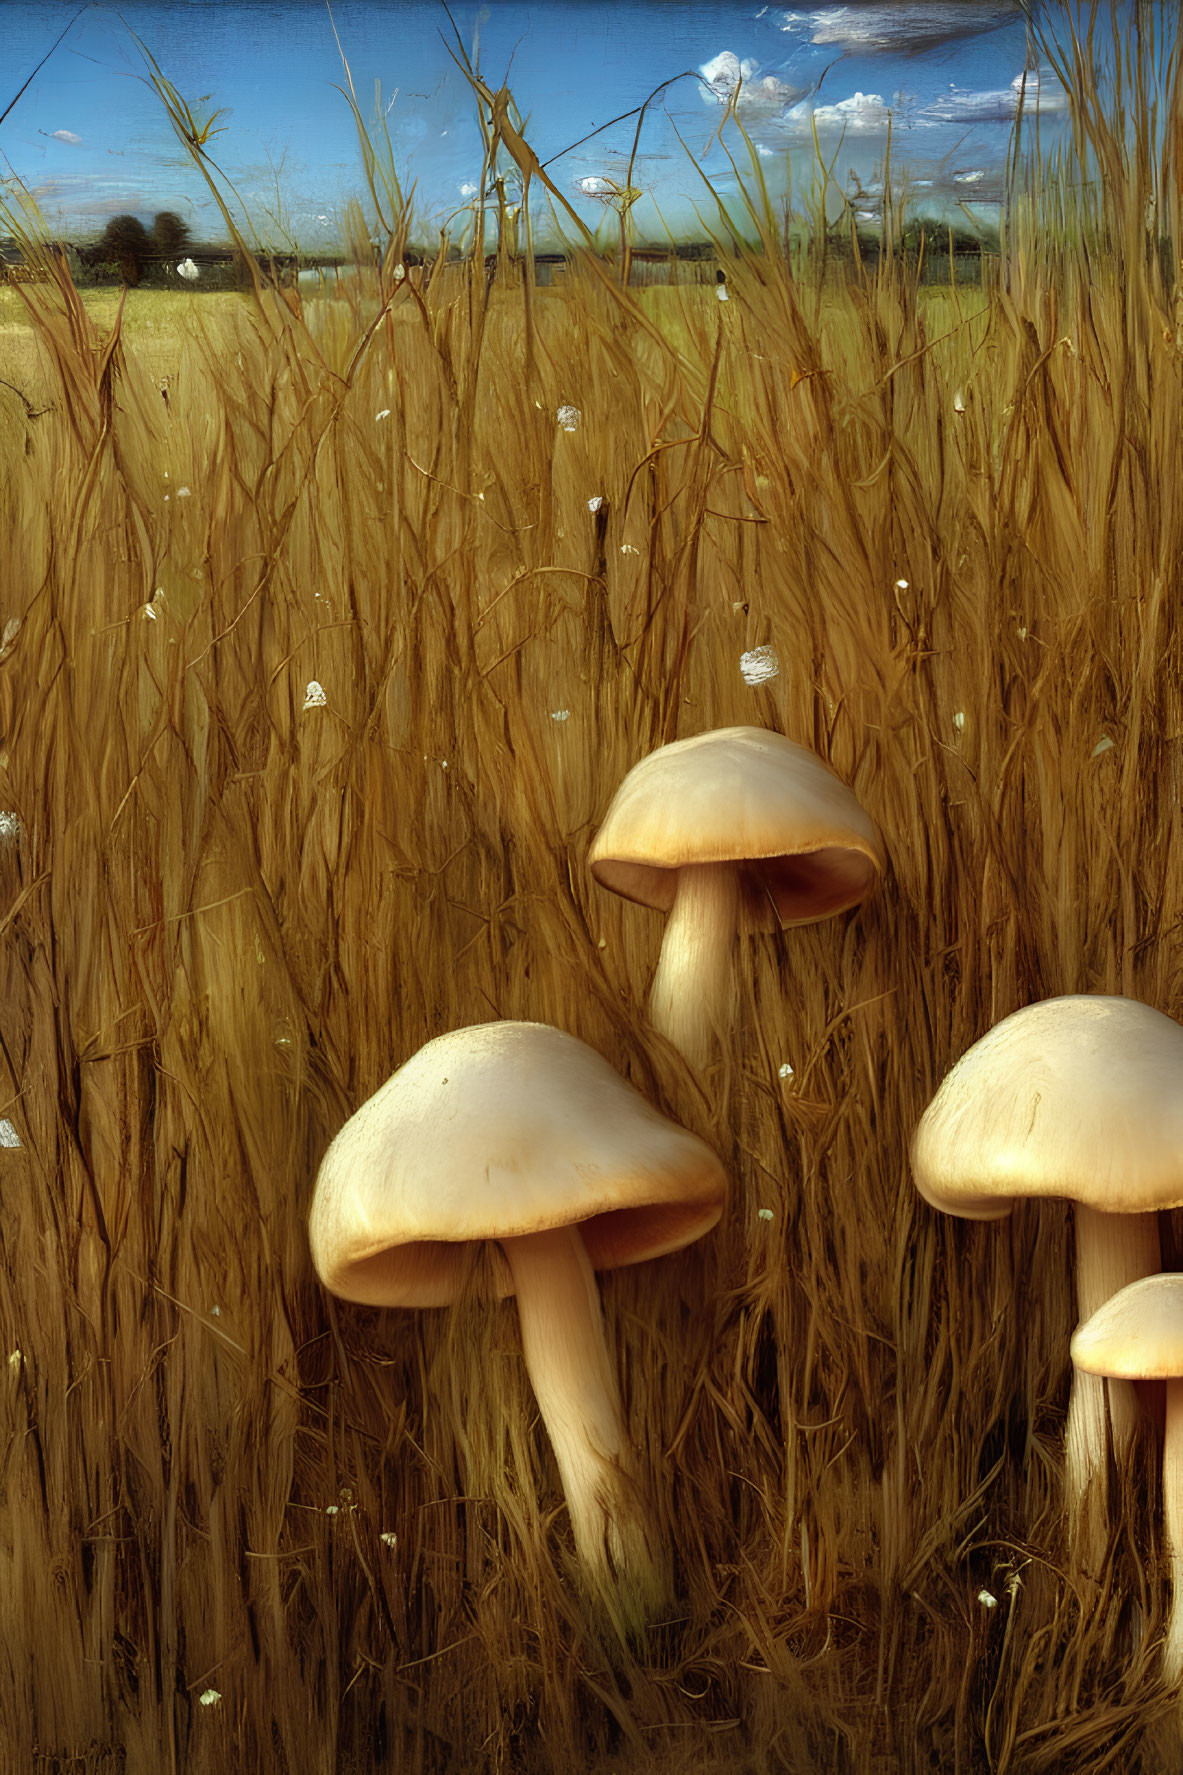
[309,1021,727,1308]
[912,995,1183,1221]
[587,726,884,929]
[1072,1274,1183,1380]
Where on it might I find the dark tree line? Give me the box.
[80,211,193,284]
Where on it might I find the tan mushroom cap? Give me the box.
[588,726,884,929]
[309,1021,727,1309]
[1072,1275,1183,1380]
[912,995,1183,1222]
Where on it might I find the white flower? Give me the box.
[392,263,405,281]
[740,644,779,686]
[142,603,158,621]
[978,1589,997,1608]
[0,812,19,842]
[757,1207,774,1221]
[199,1689,221,1706]
[556,404,581,430]
[210,1306,221,1318]
[550,709,570,722]
[326,1505,339,1515]
[0,1119,20,1148]
[952,711,966,732]
[587,495,603,512]
[380,1532,398,1548]
[303,680,327,710]
[778,1062,794,1080]
[620,543,639,555]
[177,258,199,282]
[953,390,966,414]
[375,409,391,422]
[895,578,909,590]
[177,486,191,499]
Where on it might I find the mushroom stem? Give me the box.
[498,1225,668,1631]
[1066,1205,1161,1570]
[649,863,741,1066]
[1164,1377,1183,1687]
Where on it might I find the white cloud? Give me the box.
[699,50,811,113]
[920,68,1069,123]
[50,130,81,145]
[779,5,1019,56]
[808,90,895,133]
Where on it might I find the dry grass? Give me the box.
[2,6,1183,1771]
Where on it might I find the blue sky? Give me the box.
[0,2,1092,253]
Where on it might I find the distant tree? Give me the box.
[150,211,191,262]
[96,213,151,285]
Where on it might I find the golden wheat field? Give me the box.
[3,7,1183,1771]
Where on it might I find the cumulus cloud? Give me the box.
[779,5,1020,57]
[699,50,812,113]
[807,90,896,132]
[920,67,1069,122]
[48,129,82,145]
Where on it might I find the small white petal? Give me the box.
[8,1350,21,1371]
[375,409,391,421]
[143,604,158,621]
[0,812,20,841]
[952,711,965,731]
[778,1062,794,1080]
[895,578,909,590]
[325,1505,339,1516]
[587,495,603,512]
[740,644,779,686]
[177,486,191,498]
[380,1532,398,1548]
[620,544,639,555]
[303,680,327,710]
[550,709,570,722]
[953,390,966,413]
[199,1689,221,1706]
[978,1589,997,1608]
[1092,735,1114,757]
[210,1306,221,1318]
[717,285,729,301]
[556,404,581,430]
[0,1119,21,1148]
[757,1207,774,1221]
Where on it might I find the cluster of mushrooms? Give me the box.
[308,725,884,1631]
[913,995,1183,1681]
[307,722,1183,1672]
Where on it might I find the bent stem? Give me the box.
[1066,1204,1161,1573]
[498,1224,670,1637]
[649,862,741,1066]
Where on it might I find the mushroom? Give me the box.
[1072,1274,1183,1683]
[588,726,884,1065]
[911,994,1183,1571]
[308,1020,727,1632]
